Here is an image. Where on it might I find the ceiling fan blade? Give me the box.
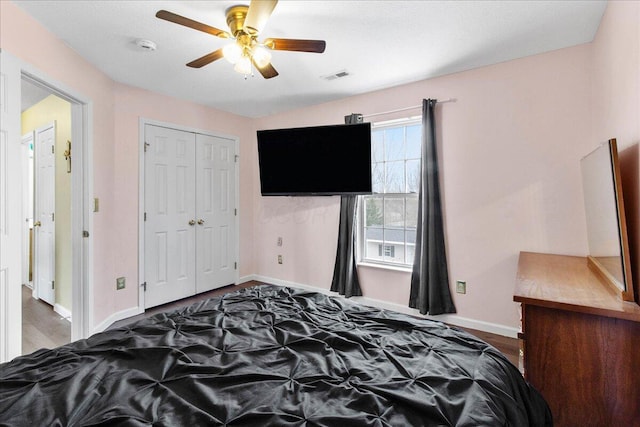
[263,38,326,53]
[252,59,279,79]
[156,10,230,38]
[244,0,278,35]
[187,49,225,68]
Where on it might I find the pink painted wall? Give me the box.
[0,1,256,326]
[590,0,640,298]
[1,1,117,326]
[111,84,255,317]
[252,44,593,329]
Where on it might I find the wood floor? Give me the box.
[26,281,519,368]
[22,285,71,355]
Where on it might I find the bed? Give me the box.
[0,284,552,426]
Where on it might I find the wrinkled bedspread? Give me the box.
[0,285,552,426]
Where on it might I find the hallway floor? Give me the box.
[22,285,70,355]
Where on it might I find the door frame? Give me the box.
[138,118,240,312]
[0,50,93,361]
[22,71,93,344]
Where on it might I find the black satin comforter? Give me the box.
[1,285,551,426]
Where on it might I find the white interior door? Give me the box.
[1,51,23,362]
[196,134,237,292]
[21,132,34,287]
[34,123,56,306]
[144,124,197,308]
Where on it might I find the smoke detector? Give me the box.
[135,39,157,52]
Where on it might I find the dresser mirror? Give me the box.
[580,138,634,301]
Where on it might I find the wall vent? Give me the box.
[322,70,351,81]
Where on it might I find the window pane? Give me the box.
[384,197,404,228]
[385,161,404,193]
[405,196,418,228]
[406,235,416,264]
[383,230,404,263]
[371,163,384,194]
[364,226,383,261]
[406,125,421,159]
[364,196,383,227]
[406,159,420,193]
[372,130,384,163]
[384,127,404,161]
[372,163,384,193]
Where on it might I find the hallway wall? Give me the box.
[21,94,72,313]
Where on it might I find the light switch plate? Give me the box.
[116,277,125,290]
[456,280,466,294]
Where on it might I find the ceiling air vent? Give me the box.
[322,70,350,81]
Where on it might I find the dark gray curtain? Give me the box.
[331,195,362,297]
[409,99,456,315]
[331,113,363,298]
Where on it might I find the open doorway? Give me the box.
[20,79,73,354]
[1,52,91,362]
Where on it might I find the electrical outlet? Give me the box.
[456,280,466,294]
[278,255,283,264]
[116,277,126,290]
[277,237,282,246]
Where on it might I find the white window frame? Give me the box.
[358,116,421,269]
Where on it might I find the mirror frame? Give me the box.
[582,138,634,302]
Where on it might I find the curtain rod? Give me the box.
[363,98,456,118]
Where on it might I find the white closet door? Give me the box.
[144,125,196,308]
[1,51,23,362]
[34,124,56,306]
[195,134,236,292]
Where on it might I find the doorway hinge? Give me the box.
[52,280,55,289]
[51,213,54,222]
[83,230,90,238]
[234,208,237,216]
[234,262,237,270]
[235,154,239,163]
[144,212,147,221]
[144,142,150,153]
[51,145,55,154]
[142,282,147,291]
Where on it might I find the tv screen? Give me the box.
[257,123,372,196]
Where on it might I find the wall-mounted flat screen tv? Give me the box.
[257,123,372,196]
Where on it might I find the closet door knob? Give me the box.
[197,219,205,225]
[188,220,196,226]
[34,221,42,227]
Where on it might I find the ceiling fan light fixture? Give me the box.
[222,42,242,64]
[156,0,325,80]
[252,45,272,68]
[234,55,252,75]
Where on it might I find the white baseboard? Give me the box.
[247,275,519,338]
[54,303,72,322]
[92,306,141,335]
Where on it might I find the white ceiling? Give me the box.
[14,0,607,118]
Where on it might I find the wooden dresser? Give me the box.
[514,252,640,426]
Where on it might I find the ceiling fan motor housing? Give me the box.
[226,5,250,36]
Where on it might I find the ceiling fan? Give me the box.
[156,0,326,79]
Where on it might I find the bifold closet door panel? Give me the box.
[195,134,236,293]
[144,125,197,308]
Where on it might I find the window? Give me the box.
[359,119,420,267]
